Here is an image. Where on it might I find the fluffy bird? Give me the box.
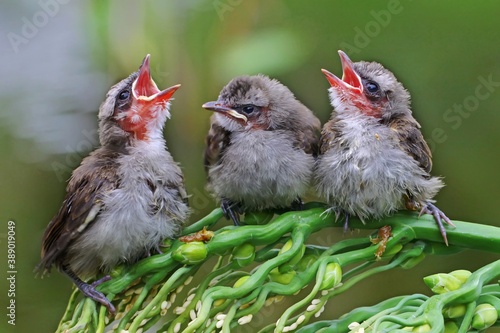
[37,55,190,312]
[202,75,320,224]
[316,51,453,244]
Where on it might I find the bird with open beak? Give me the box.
[202,75,321,225]
[36,55,190,313]
[316,51,454,245]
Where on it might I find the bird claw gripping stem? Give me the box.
[54,207,500,333]
[290,197,305,211]
[77,275,115,313]
[221,198,243,225]
[419,202,455,246]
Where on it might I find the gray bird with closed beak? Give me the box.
[37,55,190,313]
[316,51,454,244]
[202,75,320,224]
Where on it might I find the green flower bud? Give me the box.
[411,323,431,332]
[448,270,471,284]
[477,294,500,315]
[232,243,255,267]
[278,239,305,273]
[384,243,404,256]
[399,252,425,269]
[109,264,125,278]
[242,211,274,225]
[319,262,342,290]
[423,273,462,294]
[172,241,208,264]
[443,321,459,333]
[295,254,319,272]
[269,267,296,285]
[442,304,466,319]
[443,304,467,318]
[471,303,498,330]
[161,238,173,249]
[214,298,226,307]
[233,275,250,288]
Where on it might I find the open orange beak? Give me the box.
[321,50,364,98]
[133,54,180,107]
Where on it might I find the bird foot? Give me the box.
[149,244,164,256]
[321,207,351,232]
[290,197,304,211]
[63,266,115,313]
[79,276,115,313]
[221,198,242,226]
[419,203,455,246]
[342,213,350,233]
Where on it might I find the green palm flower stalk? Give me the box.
[54,204,500,333]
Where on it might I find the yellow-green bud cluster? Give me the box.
[423,270,471,294]
[172,241,208,264]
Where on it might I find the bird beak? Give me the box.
[321,50,364,96]
[133,54,180,105]
[202,101,248,122]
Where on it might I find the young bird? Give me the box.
[202,75,320,225]
[316,51,454,244]
[37,55,190,312]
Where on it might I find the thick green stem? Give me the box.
[54,207,500,333]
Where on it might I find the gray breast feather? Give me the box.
[207,130,314,210]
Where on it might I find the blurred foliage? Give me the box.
[1,1,500,332]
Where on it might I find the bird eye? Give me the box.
[365,81,380,94]
[118,90,130,101]
[241,105,256,114]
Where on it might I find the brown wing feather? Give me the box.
[203,117,231,173]
[37,151,120,273]
[295,126,320,156]
[319,117,342,155]
[388,117,433,173]
[296,117,321,157]
[289,106,321,156]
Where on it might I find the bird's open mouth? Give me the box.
[117,55,181,140]
[321,50,364,96]
[133,54,180,103]
[321,50,384,116]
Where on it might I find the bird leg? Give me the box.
[342,212,350,233]
[221,198,242,226]
[62,265,116,313]
[321,207,352,232]
[419,202,455,246]
[290,197,304,211]
[150,244,164,256]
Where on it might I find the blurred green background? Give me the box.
[1,1,500,332]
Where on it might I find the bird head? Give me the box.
[322,50,410,120]
[98,54,180,145]
[202,74,314,132]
